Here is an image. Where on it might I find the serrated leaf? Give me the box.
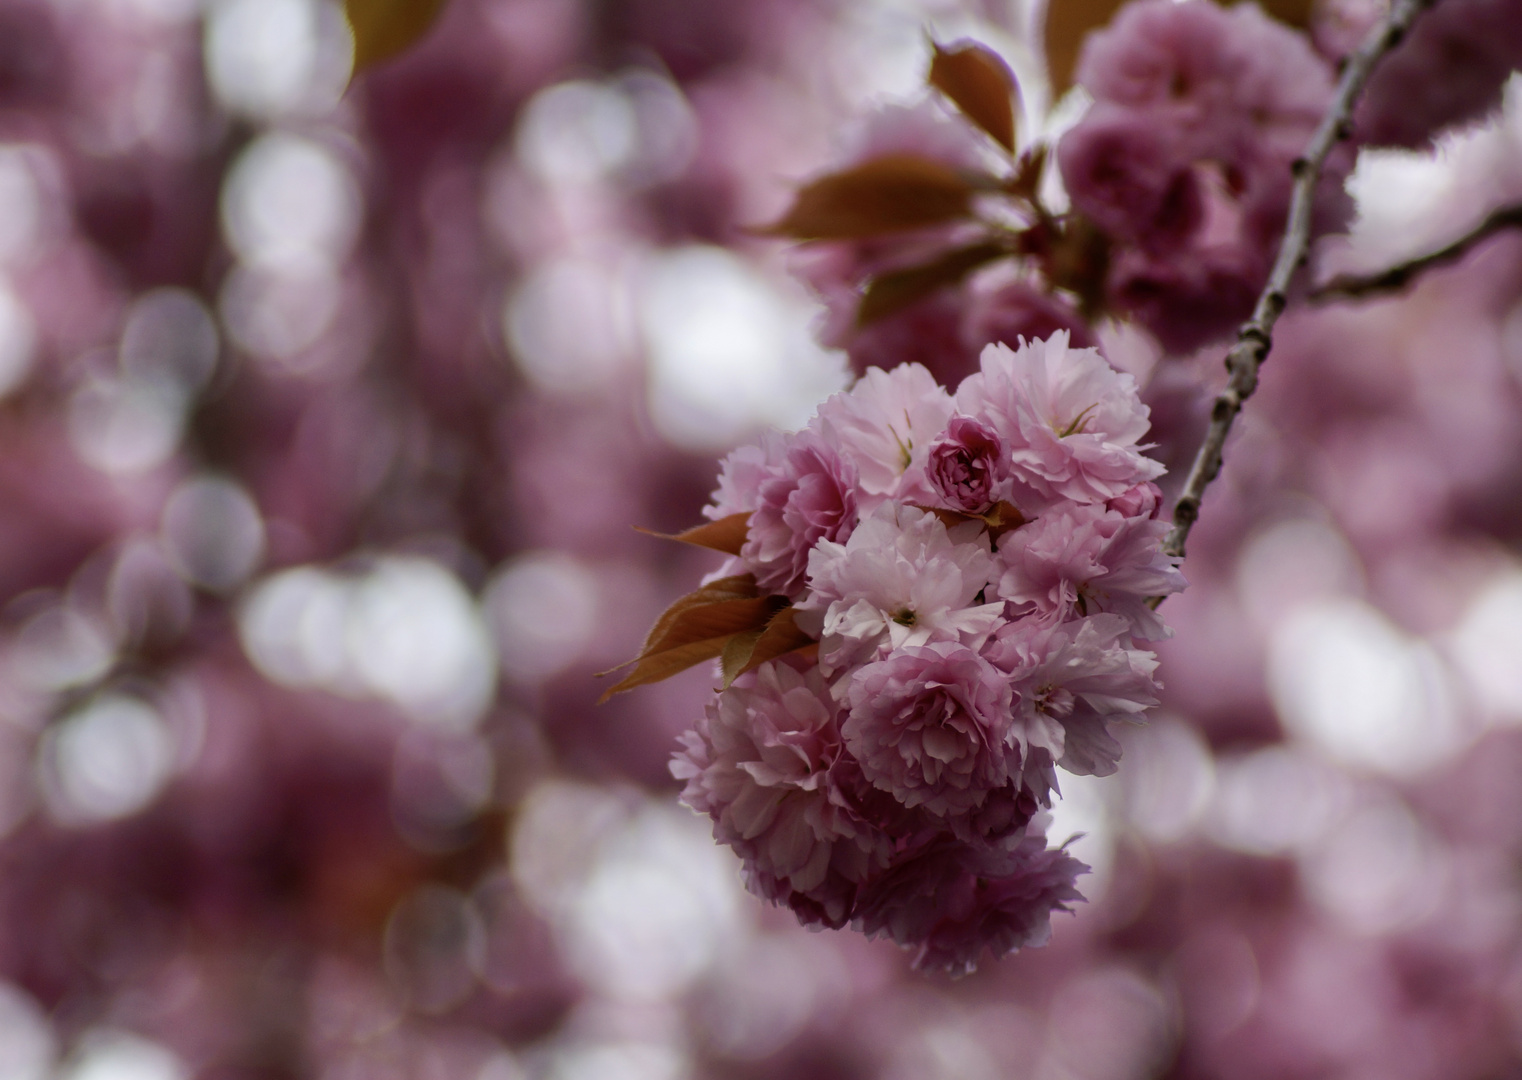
[720,606,818,687]
[858,242,1009,326]
[635,512,750,556]
[598,576,788,701]
[758,155,979,240]
[929,40,1020,153]
[1044,0,1129,93]
[345,0,449,73]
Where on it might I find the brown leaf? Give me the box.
[915,500,1028,542]
[635,512,750,556]
[345,0,449,73]
[1248,0,1314,28]
[1044,0,1129,94]
[858,242,1009,326]
[929,40,1020,153]
[598,576,787,701]
[721,606,818,687]
[758,155,979,240]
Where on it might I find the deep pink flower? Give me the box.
[843,642,1014,816]
[926,415,1006,513]
[854,833,1088,975]
[671,661,882,927]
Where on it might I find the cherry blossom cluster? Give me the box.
[672,332,1185,973]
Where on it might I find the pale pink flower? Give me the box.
[843,642,1014,816]
[956,334,1164,507]
[854,833,1088,975]
[708,427,859,599]
[797,504,1005,676]
[984,614,1161,777]
[995,503,1184,640]
[671,661,880,926]
[811,363,954,510]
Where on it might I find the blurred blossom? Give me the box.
[219,262,344,363]
[0,281,36,398]
[67,374,185,475]
[240,557,497,729]
[696,934,847,1061]
[485,550,600,683]
[1045,770,1117,898]
[391,728,495,850]
[383,884,489,1014]
[1042,968,1177,1080]
[119,287,219,394]
[8,602,117,696]
[561,802,742,1001]
[0,146,48,268]
[161,474,265,591]
[1208,745,1353,857]
[511,780,633,918]
[58,1031,187,1080]
[638,245,846,451]
[543,1040,689,1080]
[221,132,362,274]
[505,255,638,396]
[204,0,351,119]
[1268,598,1463,776]
[40,693,176,824]
[1299,792,1447,934]
[515,80,641,187]
[1118,716,1215,844]
[0,981,54,1080]
[1235,516,1365,632]
[1449,569,1522,721]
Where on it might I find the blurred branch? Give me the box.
[1160,0,1437,566]
[1310,204,1522,300]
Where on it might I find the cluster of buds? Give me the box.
[607,333,1185,973]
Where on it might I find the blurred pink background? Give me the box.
[2,0,1522,1077]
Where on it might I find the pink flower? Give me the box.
[955,334,1163,508]
[797,503,1005,676]
[709,427,859,599]
[984,614,1161,778]
[1107,480,1163,520]
[811,363,954,510]
[926,415,1006,513]
[1057,103,1203,254]
[843,642,1014,816]
[671,661,881,927]
[854,833,1088,975]
[995,503,1185,640]
[964,278,1097,355]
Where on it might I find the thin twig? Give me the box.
[1160,0,1436,565]
[1310,204,1522,300]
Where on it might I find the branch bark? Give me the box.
[1310,204,1522,301]
[1160,0,1437,565]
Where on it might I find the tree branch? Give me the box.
[1160,0,1436,565]
[1310,204,1522,301]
